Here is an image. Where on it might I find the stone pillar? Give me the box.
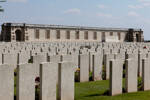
[17,53,29,64]
[40,62,58,100]
[71,53,79,67]
[48,54,61,83]
[0,64,14,100]
[32,54,47,77]
[92,53,103,81]
[133,33,136,42]
[89,51,95,72]
[109,59,123,96]
[138,53,147,77]
[61,54,72,62]
[16,63,36,100]
[104,54,115,80]
[125,59,138,93]
[48,55,60,63]
[0,53,2,64]
[2,53,17,68]
[142,59,150,91]
[58,62,74,100]
[140,32,144,42]
[138,30,144,42]
[114,53,124,64]
[126,53,138,75]
[79,54,89,82]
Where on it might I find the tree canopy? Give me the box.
[0,0,6,12]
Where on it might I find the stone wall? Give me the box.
[1,23,144,42]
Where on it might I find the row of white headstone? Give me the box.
[1,51,150,99]
[1,42,150,100]
[0,53,75,100]
[110,54,150,96]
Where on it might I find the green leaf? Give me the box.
[0,8,4,12]
[0,0,6,2]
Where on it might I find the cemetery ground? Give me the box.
[2,42,150,100]
[13,73,150,100]
[75,80,150,100]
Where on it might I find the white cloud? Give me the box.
[143,2,150,6]
[128,11,139,17]
[138,0,150,2]
[63,8,81,14]
[128,5,143,9]
[97,13,112,18]
[128,3,150,9]
[97,4,108,9]
[8,0,27,3]
[128,0,150,9]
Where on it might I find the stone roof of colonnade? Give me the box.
[2,22,142,32]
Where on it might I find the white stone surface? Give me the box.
[0,64,14,100]
[79,54,89,82]
[142,58,150,91]
[58,62,74,100]
[125,59,138,93]
[110,59,123,96]
[92,53,103,81]
[16,63,36,100]
[40,62,58,100]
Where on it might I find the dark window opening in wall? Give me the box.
[35,29,39,39]
[84,31,88,40]
[57,30,60,39]
[46,30,50,39]
[66,30,70,39]
[110,32,113,36]
[136,34,139,42]
[94,32,97,40]
[118,32,121,40]
[76,31,79,39]
[102,32,105,42]
[15,29,23,41]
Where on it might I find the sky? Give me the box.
[0,0,150,40]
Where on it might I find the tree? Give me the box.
[0,0,6,12]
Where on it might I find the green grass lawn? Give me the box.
[14,71,150,100]
[75,80,150,100]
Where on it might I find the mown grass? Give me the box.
[75,80,150,100]
[14,78,150,100]
[14,68,150,100]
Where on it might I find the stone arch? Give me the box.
[15,29,23,42]
[136,34,139,42]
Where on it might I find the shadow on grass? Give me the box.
[84,90,110,97]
